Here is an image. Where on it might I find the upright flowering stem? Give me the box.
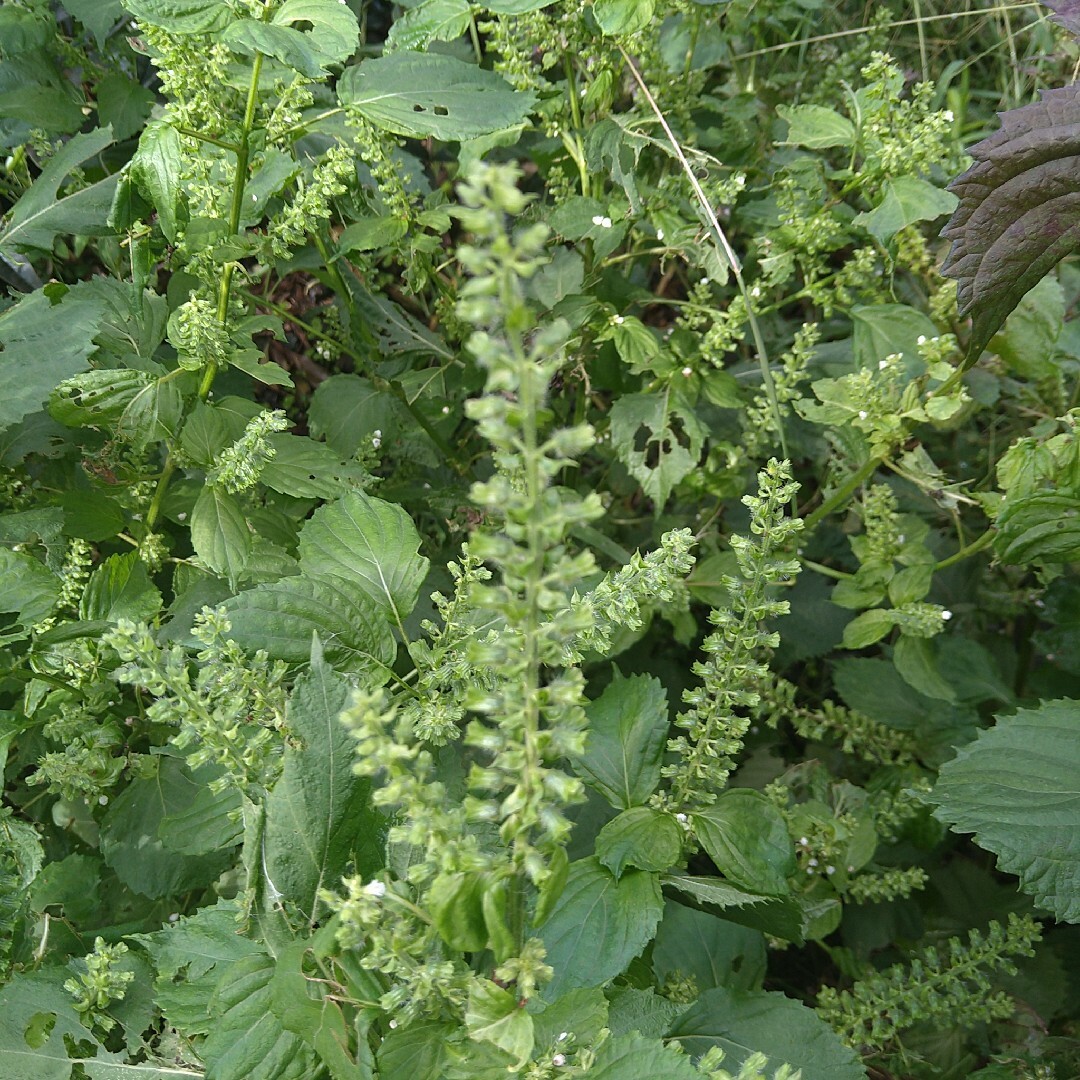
[513,339,542,949]
[667,459,803,810]
[145,51,265,532]
[205,50,264,396]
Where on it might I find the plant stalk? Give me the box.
[802,456,881,531]
[145,53,264,532]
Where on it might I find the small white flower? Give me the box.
[98,795,109,805]
[557,1032,569,1042]
[675,812,688,824]
[600,216,612,228]
[808,858,819,867]
[878,360,888,370]
[858,410,868,419]
[168,912,180,923]
[177,512,187,521]
[441,405,450,415]
[750,285,761,298]
[681,366,693,378]
[613,314,624,324]
[388,1019,398,1029]
[798,836,809,846]
[363,880,387,898]
[943,109,954,122]
[591,215,605,226]
[553,1054,567,1067]
[826,865,836,875]
[917,335,927,345]
[942,609,953,621]
[656,228,664,241]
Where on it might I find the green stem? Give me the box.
[562,56,591,200]
[279,106,343,140]
[799,557,853,580]
[682,6,702,77]
[311,232,350,301]
[174,126,240,153]
[802,456,882,532]
[145,54,265,532]
[468,14,483,64]
[512,313,544,954]
[933,526,995,571]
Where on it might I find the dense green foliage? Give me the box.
[0,1,1079,1077]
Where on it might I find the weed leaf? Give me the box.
[221,575,396,677]
[191,486,252,585]
[0,282,114,435]
[573,673,669,809]
[652,902,766,993]
[99,755,233,898]
[692,790,796,897]
[338,52,536,140]
[596,806,682,878]
[384,0,471,52]
[262,644,385,919]
[588,1031,699,1079]
[122,0,232,34]
[202,953,320,1080]
[928,698,1080,922]
[541,857,664,999]
[609,388,705,509]
[668,986,865,1078]
[130,120,182,243]
[0,127,118,254]
[0,968,115,1080]
[273,0,360,65]
[853,176,958,245]
[298,491,430,623]
[994,492,1080,565]
[593,0,655,36]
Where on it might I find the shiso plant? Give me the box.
[0,1,1078,1078]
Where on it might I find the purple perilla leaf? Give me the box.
[940,82,1080,366]
[1043,0,1080,37]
